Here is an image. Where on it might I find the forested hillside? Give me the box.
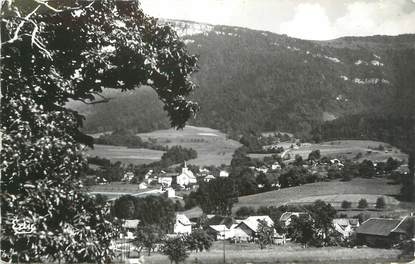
[69,20,415,137]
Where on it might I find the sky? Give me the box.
[139,0,415,40]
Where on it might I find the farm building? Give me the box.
[207,223,247,241]
[203,175,215,182]
[234,216,274,241]
[158,172,176,187]
[356,216,414,248]
[279,212,309,226]
[206,216,238,240]
[332,218,360,238]
[138,182,148,190]
[219,170,229,177]
[174,214,192,235]
[122,219,140,239]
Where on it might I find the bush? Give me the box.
[357,199,368,209]
[341,200,352,209]
[375,197,386,209]
[308,149,321,161]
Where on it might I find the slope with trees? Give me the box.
[75,20,415,139]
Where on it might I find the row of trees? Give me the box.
[94,128,167,150]
[113,195,177,233]
[341,197,386,210]
[238,131,288,153]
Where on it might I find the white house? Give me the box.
[174,214,192,235]
[271,162,281,170]
[234,216,274,241]
[208,224,242,240]
[177,163,197,187]
[279,212,308,227]
[333,218,360,238]
[122,219,140,240]
[144,170,153,180]
[199,168,210,174]
[219,170,229,178]
[123,172,135,182]
[256,166,269,174]
[138,182,148,190]
[166,187,176,198]
[204,175,215,182]
[158,176,173,187]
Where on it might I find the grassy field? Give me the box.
[137,126,242,166]
[86,182,164,200]
[290,140,407,162]
[184,178,404,218]
[86,144,164,165]
[247,139,407,162]
[140,241,406,264]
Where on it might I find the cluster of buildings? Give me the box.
[355,216,415,248]
[140,163,230,188]
[119,211,414,253]
[206,215,286,244]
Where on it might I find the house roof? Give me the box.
[333,218,359,228]
[239,216,274,232]
[356,218,401,237]
[280,212,307,222]
[123,219,140,229]
[176,214,191,226]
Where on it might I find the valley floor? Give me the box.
[135,242,408,264]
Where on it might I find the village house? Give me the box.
[138,182,148,190]
[158,172,176,187]
[122,171,135,183]
[122,219,140,240]
[356,216,414,248]
[203,175,215,182]
[206,216,245,241]
[279,212,309,227]
[271,162,281,170]
[234,216,285,243]
[219,170,229,177]
[173,214,192,235]
[165,187,176,198]
[332,218,360,238]
[256,166,269,174]
[207,223,242,240]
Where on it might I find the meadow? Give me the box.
[290,140,407,162]
[86,144,164,165]
[137,126,242,166]
[249,140,407,162]
[184,177,403,218]
[87,126,241,166]
[141,241,405,264]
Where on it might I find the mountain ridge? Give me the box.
[72,20,415,137]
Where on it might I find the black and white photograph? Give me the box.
[1,0,415,263]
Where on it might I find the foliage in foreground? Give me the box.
[1,0,198,262]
